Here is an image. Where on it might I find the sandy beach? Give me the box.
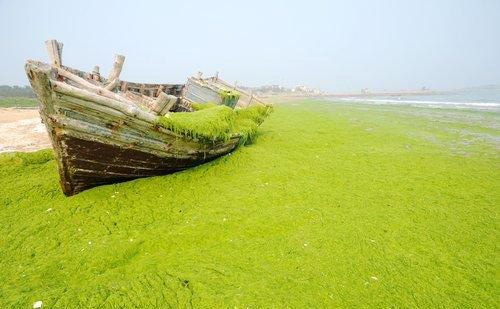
[0,108,50,153]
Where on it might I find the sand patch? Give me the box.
[0,108,51,153]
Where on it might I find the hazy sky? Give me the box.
[1,0,499,92]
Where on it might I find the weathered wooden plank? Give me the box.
[54,67,138,107]
[184,78,222,104]
[91,66,100,81]
[53,93,205,146]
[51,80,157,123]
[50,98,239,159]
[122,91,156,110]
[58,135,205,195]
[153,92,178,115]
[108,54,125,81]
[51,114,186,157]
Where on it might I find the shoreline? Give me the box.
[260,85,500,99]
[262,90,445,99]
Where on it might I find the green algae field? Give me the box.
[1,100,498,308]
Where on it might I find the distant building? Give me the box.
[240,84,324,96]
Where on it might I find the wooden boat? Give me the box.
[25,40,269,196]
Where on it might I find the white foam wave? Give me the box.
[338,98,500,108]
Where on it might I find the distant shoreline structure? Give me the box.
[256,84,500,99]
[262,89,445,99]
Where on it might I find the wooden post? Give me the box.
[121,82,128,92]
[139,84,145,95]
[155,85,165,97]
[92,66,100,81]
[57,41,63,58]
[45,39,63,67]
[215,71,219,81]
[108,54,125,81]
[105,79,119,91]
[153,92,178,115]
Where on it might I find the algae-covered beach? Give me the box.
[1,100,498,308]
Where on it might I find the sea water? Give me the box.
[335,87,500,111]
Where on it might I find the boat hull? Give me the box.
[53,134,217,195]
[26,60,241,196]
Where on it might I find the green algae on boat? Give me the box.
[218,89,240,108]
[156,104,273,142]
[190,102,218,111]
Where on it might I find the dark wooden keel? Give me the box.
[54,135,211,196]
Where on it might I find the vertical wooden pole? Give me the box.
[156,85,165,97]
[57,42,63,63]
[92,66,100,81]
[105,79,119,91]
[45,39,63,67]
[108,54,125,81]
[153,92,178,115]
